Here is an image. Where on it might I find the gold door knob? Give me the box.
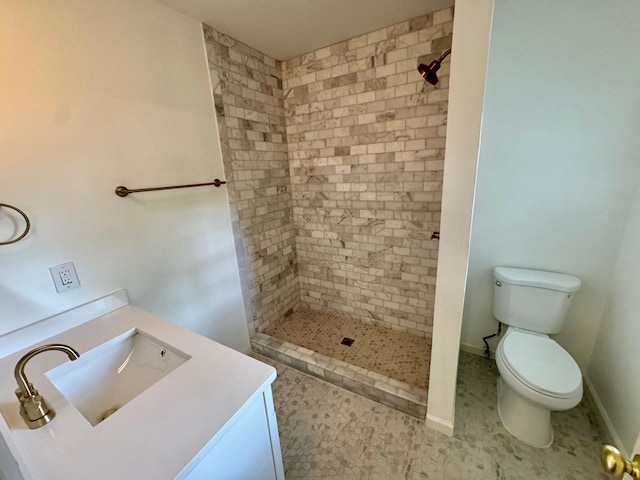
[602,445,640,478]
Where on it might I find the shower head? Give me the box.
[417,49,451,86]
[418,62,441,85]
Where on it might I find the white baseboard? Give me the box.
[583,375,627,457]
[426,413,454,436]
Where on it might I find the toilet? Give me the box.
[492,266,583,448]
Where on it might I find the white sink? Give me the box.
[46,329,190,426]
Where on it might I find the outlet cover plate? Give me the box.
[49,262,80,292]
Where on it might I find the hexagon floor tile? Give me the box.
[257,352,609,480]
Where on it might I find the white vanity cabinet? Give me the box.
[0,291,285,480]
[182,388,284,480]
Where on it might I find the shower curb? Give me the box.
[251,332,428,419]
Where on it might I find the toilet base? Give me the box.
[497,377,553,448]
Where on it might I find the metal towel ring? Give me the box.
[0,203,31,245]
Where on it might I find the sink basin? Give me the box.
[46,329,190,426]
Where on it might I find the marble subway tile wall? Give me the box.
[283,9,453,337]
[203,26,299,335]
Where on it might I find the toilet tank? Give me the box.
[493,267,581,334]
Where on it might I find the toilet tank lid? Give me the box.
[494,267,581,292]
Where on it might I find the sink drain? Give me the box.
[100,406,119,421]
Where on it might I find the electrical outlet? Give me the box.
[49,262,80,292]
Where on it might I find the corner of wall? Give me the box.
[426,0,494,431]
[201,25,300,337]
[583,375,627,457]
[426,413,454,436]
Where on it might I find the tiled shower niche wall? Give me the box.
[283,9,453,337]
[204,26,299,335]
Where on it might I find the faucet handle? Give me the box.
[15,387,55,428]
[15,383,36,400]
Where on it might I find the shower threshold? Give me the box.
[252,308,430,418]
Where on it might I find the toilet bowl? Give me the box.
[495,328,582,448]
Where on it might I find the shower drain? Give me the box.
[341,337,354,346]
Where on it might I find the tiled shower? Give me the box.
[204,7,452,417]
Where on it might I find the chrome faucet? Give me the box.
[14,344,80,429]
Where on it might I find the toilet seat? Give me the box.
[500,330,582,399]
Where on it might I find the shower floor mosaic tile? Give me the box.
[252,332,428,418]
[259,351,609,480]
[265,307,431,389]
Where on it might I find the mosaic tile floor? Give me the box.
[265,308,431,389]
[258,351,608,480]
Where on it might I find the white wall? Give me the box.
[0,0,250,351]
[461,0,640,368]
[426,0,494,434]
[587,183,640,454]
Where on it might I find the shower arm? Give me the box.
[437,49,452,64]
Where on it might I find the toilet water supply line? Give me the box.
[482,322,502,357]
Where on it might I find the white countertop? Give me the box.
[0,291,276,480]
